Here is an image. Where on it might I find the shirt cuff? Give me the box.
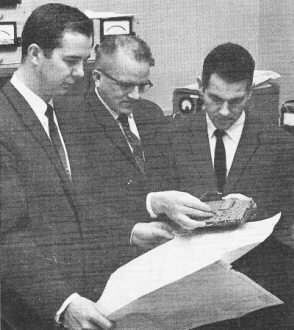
[130,226,135,245]
[55,293,80,324]
[146,193,158,218]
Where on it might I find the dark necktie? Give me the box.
[214,129,226,193]
[118,114,145,175]
[45,104,71,180]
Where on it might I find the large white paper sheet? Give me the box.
[109,261,282,329]
[97,214,280,315]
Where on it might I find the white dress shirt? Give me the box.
[95,88,141,152]
[206,111,245,176]
[10,74,71,177]
[147,111,246,219]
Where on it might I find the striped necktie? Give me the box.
[118,114,145,175]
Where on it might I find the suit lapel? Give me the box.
[188,111,217,192]
[132,104,150,143]
[86,90,139,170]
[2,82,75,198]
[225,112,261,192]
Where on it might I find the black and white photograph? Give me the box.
[1,1,293,329]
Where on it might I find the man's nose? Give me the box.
[128,86,140,100]
[219,101,230,116]
[72,61,84,78]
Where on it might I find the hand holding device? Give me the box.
[199,192,256,227]
[149,191,214,230]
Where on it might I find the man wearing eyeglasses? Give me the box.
[71,35,214,250]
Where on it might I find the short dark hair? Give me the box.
[202,43,255,90]
[21,3,93,62]
[94,35,154,67]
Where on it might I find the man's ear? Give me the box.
[247,84,254,99]
[27,44,42,66]
[92,70,101,87]
[197,77,204,94]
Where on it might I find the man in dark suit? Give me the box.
[0,4,115,329]
[168,43,294,328]
[169,43,294,239]
[76,35,214,249]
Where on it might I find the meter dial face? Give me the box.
[0,23,16,45]
[179,97,194,114]
[103,20,131,35]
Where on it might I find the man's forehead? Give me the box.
[207,74,249,94]
[100,51,150,80]
[100,50,135,68]
[57,31,92,53]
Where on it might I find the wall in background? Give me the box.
[259,0,294,106]
[93,0,259,113]
[0,0,292,113]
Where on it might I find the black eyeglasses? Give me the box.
[98,69,153,94]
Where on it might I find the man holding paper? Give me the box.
[0,4,115,329]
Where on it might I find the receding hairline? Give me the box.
[94,35,154,68]
[96,47,139,68]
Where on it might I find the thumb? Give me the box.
[153,222,175,239]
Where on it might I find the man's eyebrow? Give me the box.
[63,55,91,60]
[231,96,246,101]
[208,92,246,101]
[208,92,223,100]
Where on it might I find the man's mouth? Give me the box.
[218,115,233,122]
[63,81,75,86]
[121,101,136,107]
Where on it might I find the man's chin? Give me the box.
[57,90,68,96]
[118,107,134,115]
[56,86,72,96]
[215,119,234,130]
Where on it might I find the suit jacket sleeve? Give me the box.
[271,129,294,246]
[0,83,85,328]
[1,144,79,329]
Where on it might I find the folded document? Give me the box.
[97,214,282,329]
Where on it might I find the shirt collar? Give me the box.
[95,87,133,121]
[206,111,246,141]
[11,73,53,115]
